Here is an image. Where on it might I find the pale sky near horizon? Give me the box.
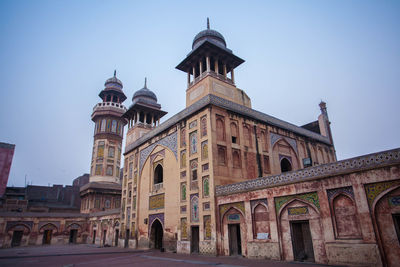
[0,0,399,187]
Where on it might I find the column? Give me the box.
[199,60,203,75]
[206,56,210,72]
[223,64,227,78]
[136,111,139,123]
[214,59,219,74]
[187,71,191,85]
[144,113,147,125]
[151,115,154,127]
[231,68,235,83]
[192,66,196,79]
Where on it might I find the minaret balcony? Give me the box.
[92,101,127,114]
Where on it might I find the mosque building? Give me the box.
[0,20,399,267]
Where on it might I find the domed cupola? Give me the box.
[99,70,127,103]
[123,78,167,138]
[192,18,226,50]
[132,78,158,106]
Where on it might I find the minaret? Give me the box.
[124,78,167,149]
[176,18,250,108]
[80,71,127,214]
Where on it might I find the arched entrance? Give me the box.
[150,219,163,250]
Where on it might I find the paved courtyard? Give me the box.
[0,244,331,267]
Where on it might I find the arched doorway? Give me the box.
[280,158,292,173]
[150,219,163,250]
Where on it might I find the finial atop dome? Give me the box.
[207,17,210,29]
[144,77,147,89]
[114,70,116,77]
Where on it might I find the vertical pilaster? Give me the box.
[206,56,210,72]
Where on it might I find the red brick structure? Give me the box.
[0,142,15,197]
[215,148,400,266]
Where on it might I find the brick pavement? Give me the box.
[0,244,332,267]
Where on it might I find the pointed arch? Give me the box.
[331,193,361,238]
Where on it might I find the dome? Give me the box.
[104,70,123,90]
[192,18,226,50]
[132,78,158,104]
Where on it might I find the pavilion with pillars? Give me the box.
[176,18,244,91]
[123,78,167,147]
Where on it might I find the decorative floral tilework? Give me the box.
[139,132,177,174]
[181,217,188,239]
[327,186,354,201]
[219,202,245,217]
[250,198,268,212]
[389,196,400,207]
[365,180,400,208]
[204,215,211,240]
[148,213,164,233]
[191,194,199,222]
[189,120,197,129]
[274,192,320,213]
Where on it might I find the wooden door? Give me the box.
[228,224,242,255]
[11,231,23,247]
[191,226,199,253]
[92,230,96,244]
[115,229,119,246]
[69,229,78,244]
[290,221,315,262]
[42,230,52,245]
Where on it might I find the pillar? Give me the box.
[199,60,203,75]
[206,56,210,72]
[231,68,235,83]
[144,113,147,125]
[223,64,227,78]
[215,59,219,74]
[192,66,196,79]
[187,71,191,85]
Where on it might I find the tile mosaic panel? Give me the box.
[228,214,241,221]
[148,213,164,233]
[219,202,245,217]
[275,192,320,213]
[203,202,210,211]
[250,198,268,212]
[327,186,354,201]
[191,194,199,223]
[139,132,177,174]
[204,215,211,240]
[181,218,188,239]
[189,120,197,129]
[149,194,165,210]
[288,206,309,215]
[389,196,400,207]
[365,180,400,208]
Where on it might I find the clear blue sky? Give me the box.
[1,0,399,187]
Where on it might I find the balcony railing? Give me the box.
[153,183,163,192]
[93,101,127,112]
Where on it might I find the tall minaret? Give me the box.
[80,71,127,214]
